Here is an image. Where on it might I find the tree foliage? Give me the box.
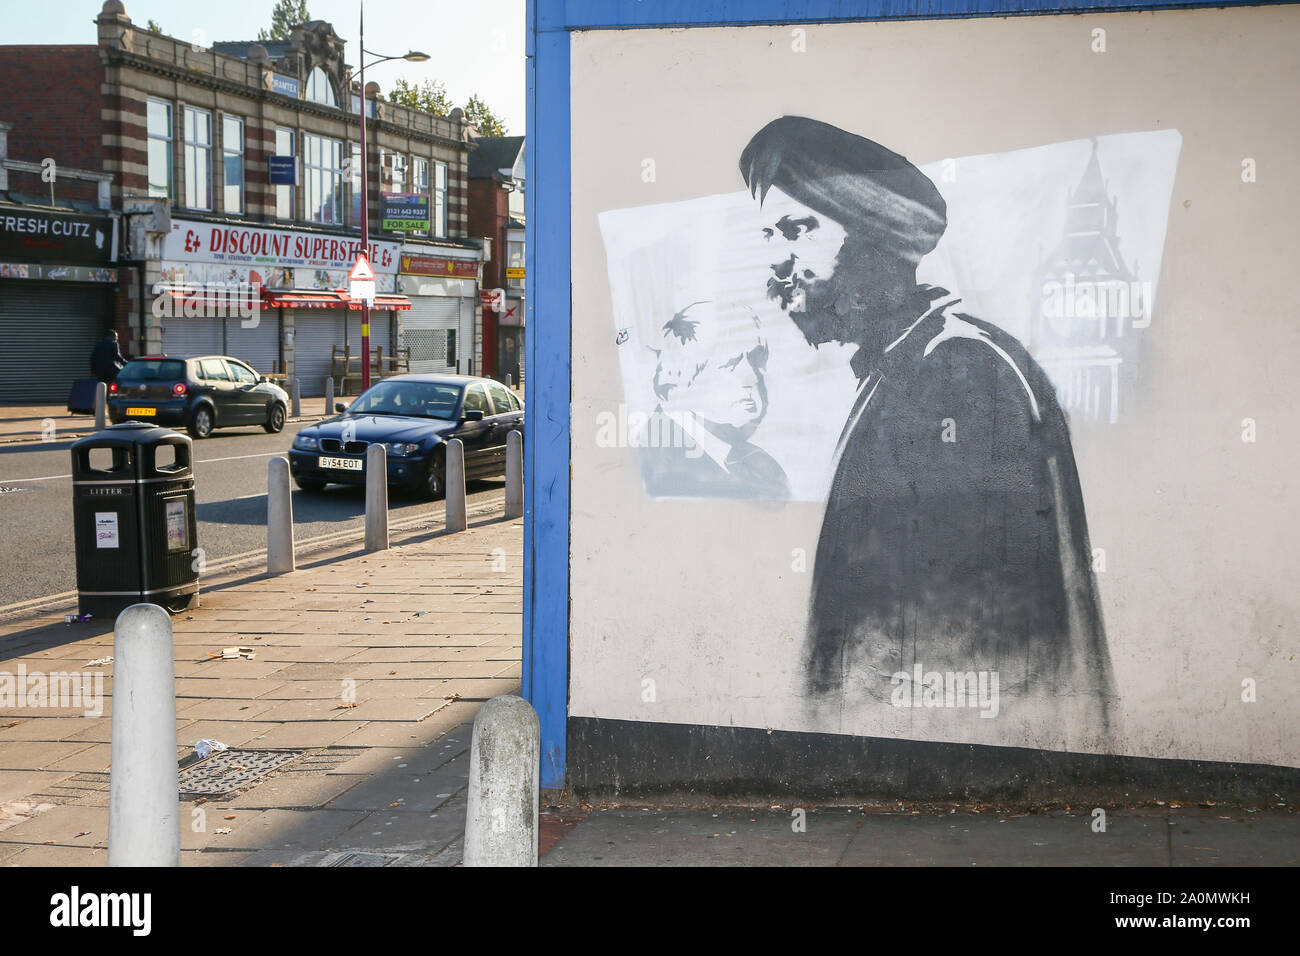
[257,0,311,42]
[387,77,455,116]
[146,19,163,33]
[463,95,508,137]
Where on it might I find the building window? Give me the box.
[275,127,296,220]
[222,115,244,214]
[306,67,338,107]
[507,239,524,290]
[146,99,173,199]
[350,142,363,226]
[411,157,430,237]
[183,106,213,210]
[509,179,525,219]
[304,133,344,224]
[433,161,448,238]
[381,150,407,193]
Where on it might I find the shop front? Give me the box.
[398,249,481,376]
[155,219,406,392]
[0,204,119,402]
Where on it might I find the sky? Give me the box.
[0,0,526,133]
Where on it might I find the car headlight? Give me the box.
[293,434,319,451]
[384,442,420,458]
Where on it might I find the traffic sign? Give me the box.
[349,254,376,303]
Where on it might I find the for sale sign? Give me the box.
[381,193,431,232]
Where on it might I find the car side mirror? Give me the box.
[335,403,349,413]
[462,409,484,423]
[258,376,269,384]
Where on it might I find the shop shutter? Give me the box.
[224,313,281,376]
[292,309,346,397]
[0,280,110,403]
[401,295,461,374]
[161,315,223,359]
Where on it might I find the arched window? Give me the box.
[306,68,338,107]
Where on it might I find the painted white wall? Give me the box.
[569,6,1300,767]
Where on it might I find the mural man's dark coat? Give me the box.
[807,296,1117,722]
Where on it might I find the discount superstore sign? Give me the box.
[163,220,399,273]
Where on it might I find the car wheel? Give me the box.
[187,405,214,439]
[263,402,287,434]
[419,450,445,501]
[295,477,327,493]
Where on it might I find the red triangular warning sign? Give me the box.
[348,254,376,282]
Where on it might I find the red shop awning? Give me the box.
[261,289,411,311]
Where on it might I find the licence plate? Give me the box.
[319,456,363,471]
[125,406,156,416]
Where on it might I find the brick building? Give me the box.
[0,0,487,401]
[467,135,524,383]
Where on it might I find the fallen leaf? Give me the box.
[1,721,20,729]
[224,815,237,820]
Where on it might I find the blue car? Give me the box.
[288,374,524,499]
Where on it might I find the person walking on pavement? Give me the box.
[90,329,127,383]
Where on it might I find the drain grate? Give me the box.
[178,749,306,797]
[328,851,400,867]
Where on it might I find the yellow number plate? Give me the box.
[125,407,157,416]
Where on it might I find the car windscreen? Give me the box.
[348,381,462,419]
[118,360,187,382]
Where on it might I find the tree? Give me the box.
[387,77,454,116]
[463,94,508,137]
[257,0,311,42]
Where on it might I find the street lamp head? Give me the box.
[403,51,431,62]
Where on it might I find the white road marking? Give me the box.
[2,450,284,483]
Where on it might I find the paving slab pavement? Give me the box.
[1,512,521,866]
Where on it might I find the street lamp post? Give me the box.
[355,2,428,391]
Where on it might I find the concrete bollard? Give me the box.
[505,373,513,389]
[109,603,180,867]
[324,376,335,416]
[505,430,523,519]
[464,695,540,867]
[267,456,295,574]
[94,381,107,429]
[291,378,301,418]
[445,438,467,533]
[365,443,388,551]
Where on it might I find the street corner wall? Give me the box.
[564,4,1300,802]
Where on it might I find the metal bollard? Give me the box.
[109,603,180,867]
[267,456,295,574]
[505,430,523,519]
[324,376,335,416]
[445,438,467,532]
[364,444,388,551]
[464,695,540,867]
[505,373,513,389]
[94,381,107,429]
[291,378,301,418]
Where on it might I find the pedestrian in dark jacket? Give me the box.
[90,331,127,383]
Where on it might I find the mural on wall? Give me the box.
[598,118,1181,733]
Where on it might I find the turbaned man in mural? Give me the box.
[739,116,1117,729]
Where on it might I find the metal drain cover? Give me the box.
[329,852,400,867]
[178,749,306,797]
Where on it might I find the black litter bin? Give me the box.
[71,422,200,618]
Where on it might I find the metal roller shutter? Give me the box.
[293,309,345,397]
[401,295,461,374]
[224,313,281,376]
[0,280,109,403]
[162,316,222,358]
